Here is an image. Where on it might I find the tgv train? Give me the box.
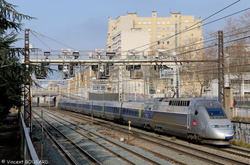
[58,98,234,145]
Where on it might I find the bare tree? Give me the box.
[224,11,250,100]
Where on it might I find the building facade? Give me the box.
[107,11,203,58]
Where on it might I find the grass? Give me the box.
[230,139,250,149]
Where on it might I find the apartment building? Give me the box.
[107,11,203,58]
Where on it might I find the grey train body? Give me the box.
[58,98,234,145]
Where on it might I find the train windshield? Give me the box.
[206,108,226,118]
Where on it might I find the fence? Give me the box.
[19,113,41,165]
[233,122,250,143]
[232,107,250,118]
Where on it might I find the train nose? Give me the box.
[212,127,234,139]
[224,129,234,139]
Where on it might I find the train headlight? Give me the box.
[227,124,232,128]
[211,125,219,128]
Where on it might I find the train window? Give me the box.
[206,108,225,118]
[169,100,190,106]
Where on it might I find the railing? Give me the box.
[19,113,41,165]
[233,107,250,118]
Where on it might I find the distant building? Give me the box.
[107,11,203,58]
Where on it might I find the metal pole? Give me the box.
[91,102,93,125]
[41,110,44,160]
[127,121,131,144]
[218,31,224,106]
[24,29,32,132]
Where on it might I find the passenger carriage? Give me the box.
[92,101,105,118]
[82,100,93,115]
[103,101,123,121]
[74,100,84,113]
[121,101,145,126]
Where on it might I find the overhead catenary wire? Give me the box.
[27,1,247,60]
[27,1,250,74]
[145,8,250,55]
[158,23,250,61]
[30,30,79,51]
[128,0,242,53]
[30,30,52,50]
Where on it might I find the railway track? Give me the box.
[44,107,250,165]
[33,107,170,165]
[206,145,250,160]
[33,111,102,165]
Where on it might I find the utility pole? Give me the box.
[24,29,32,131]
[218,31,224,106]
[118,65,123,101]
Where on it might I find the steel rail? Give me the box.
[38,108,166,165]
[33,111,102,165]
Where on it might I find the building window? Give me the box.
[143,21,147,24]
[167,21,170,24]
[244,80,250,84]
[157,21,161,24]
[148,21,151,24]
[166,41,170,45]
[157,35,161,38]
[185,19,189,22]
[157,28,161,31]
[166,27,170,31]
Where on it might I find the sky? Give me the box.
[11,0,250,52]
